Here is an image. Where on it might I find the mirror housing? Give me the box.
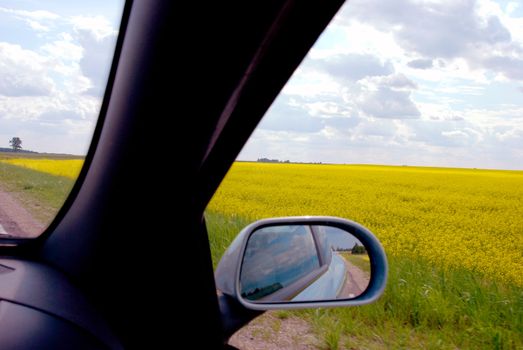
[215,216,388,310]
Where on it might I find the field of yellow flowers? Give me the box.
[206,162,523,349]
[0,158,83,179]
[0,156,519,348]
[208,162,523,287]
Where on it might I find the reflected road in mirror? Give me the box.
[315,226,370,300]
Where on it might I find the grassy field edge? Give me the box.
[205,211,523,349]
[0,162,75,223]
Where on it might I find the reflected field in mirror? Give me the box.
[240,225,370,303]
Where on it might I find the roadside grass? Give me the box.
[205,211,252,269]
[304,255,523,349]
[340,253,371,274]
[0,161,75,223]
[206,211,523,349]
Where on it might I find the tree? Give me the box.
[9,137,22,152]
[351,243,366,255]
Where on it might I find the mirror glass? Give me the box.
[240,225,371,303]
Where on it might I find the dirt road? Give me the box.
[0,185,44,238]
[339,258,370,299]
[229,312,319,350]
[228,257,372,349]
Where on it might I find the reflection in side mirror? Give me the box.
[215,216,388,311]
[240,225,370,303]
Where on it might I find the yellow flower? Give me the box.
[0,158,83,179]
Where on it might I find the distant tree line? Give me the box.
[0,148,37,154]
[256,158,323,165]
[351,243,367,254]
[334,243,367,255]
[257,158,290,163]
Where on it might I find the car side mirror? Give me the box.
[215,216,388,310]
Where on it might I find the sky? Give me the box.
[323,226,362,250]
[241,226,320,294]
[238,0,523,170]
[0,0,124,154]
[0,1,522,168]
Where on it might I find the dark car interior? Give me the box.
[0,0,345,348]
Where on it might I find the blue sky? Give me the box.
[239,0,523,170]
[323,227,362,250]
[0,1,521,169]
[0,0,123,154]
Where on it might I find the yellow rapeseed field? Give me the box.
[208,162,523,287]
[0,158,84,179]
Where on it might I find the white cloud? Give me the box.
[258,96,325,132]
[70,15,117,41]
[0,5,122,154]
[0,93,99,122]
[341,0,523,83]
[442,129,470,139]
[362,73,418,90]
[506,2,519,15]
[317,53,394,82]
[344,0,511,56]
[313,20,404,60]
[495,127,523,143]
[0,43,54,97]
[283,52,421,122]
[0,7,59,32]
[26,20,50,32]
[281,66,341,97]
[3,9,59,21]
[357,87,420,119]
[77,33,117,96]
[305,100,352,118]
[42,34,83,62]
[408,59,433,70]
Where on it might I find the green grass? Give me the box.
[205,211,252,269]
[206,211,523,349]
[0,161,75,223]
[340,253,371,274]
[305,256,523,349]
[0,151,84,160]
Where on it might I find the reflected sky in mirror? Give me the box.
[241,225,320,300]
[318,226,362,250]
